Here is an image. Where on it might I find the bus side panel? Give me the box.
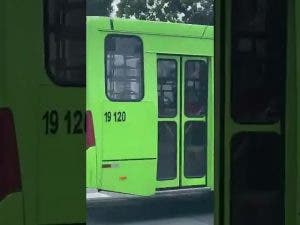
[3,1,41,224]
[286,1,298,223]
[296,0,300,222]
[36,1,86,223]
[0,0,4,101]
[101,159,157,196]
[146,36,213,57]
[3,1,86,225]
[101,102,157,160]
[86,147,97,188]
[37,88,85,224]
[0,193,24,225]
[86,19,98,190]
[0,32,23,223]
[86,20,105,189]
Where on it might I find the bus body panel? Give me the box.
[296,0,300,222]
[87,20,105,191]
[0,0,4,101]
[101,159,157,195]
[0,193,24,225]
[1,0,85,224]
[111,18,207,38]
[86,146,98,188]
[37,87,85,224]
[3,1,40,224]
[145,37,213,56]
[102,101,157,160]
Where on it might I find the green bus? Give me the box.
[86,17,214,196]
[1,0,85,224]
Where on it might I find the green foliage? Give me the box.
[87,0,113,16]
[116,0,213,25]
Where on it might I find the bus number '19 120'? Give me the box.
[104,111,126,123]
[42,110,85,135]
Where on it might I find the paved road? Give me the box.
[87,189,213,225]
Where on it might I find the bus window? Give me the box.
[105,35,143,101]
[184,121,207,178]
[44,0,85,86]
[231,0,286,123]
[231,132,284,225]
[157,122,177,180]
[157,59,177,117]
[184,60,208,117]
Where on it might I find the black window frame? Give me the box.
[43,0,86,87]
[104,34,144,102]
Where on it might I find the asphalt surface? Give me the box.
[87,189,214,225]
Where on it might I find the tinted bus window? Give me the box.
[231,0,286,123]
[157,122,177,180]
[157,59,177,118]
[105,35,143,101]
[44,0,86,86]
[185,60,208,117]
[184,121,207,178]
[231,132,284,225]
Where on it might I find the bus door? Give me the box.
[98,35,157,196]
[157,55,209,189]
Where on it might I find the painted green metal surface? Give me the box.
[0,0,85,224]
[286,1,299,224]
[296,0,300,223]
[87,16,214,196]
[0,193,24,225]
[101,160,157,196]
[86,147,97,188]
